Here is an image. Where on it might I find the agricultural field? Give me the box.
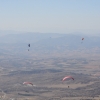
[0,50,100,100]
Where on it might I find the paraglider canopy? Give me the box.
[28,44,30,51]
[62,76,74,82]
[81,38,84,43]
[82,38,84,40]
[28,44,30,47]
[23,82,33,86]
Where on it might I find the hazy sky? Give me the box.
[0,0,100,34]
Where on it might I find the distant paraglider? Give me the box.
[28,44,30,51]
[82,38,84,40]
[28,44,30,47]
[81,38,84,43]
[62,76,74,88]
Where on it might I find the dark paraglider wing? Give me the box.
[82,38,84,40]
[28,44,30,47]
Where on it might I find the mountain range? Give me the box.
[0,31,100,55]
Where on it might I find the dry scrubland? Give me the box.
[0,51,100,100]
